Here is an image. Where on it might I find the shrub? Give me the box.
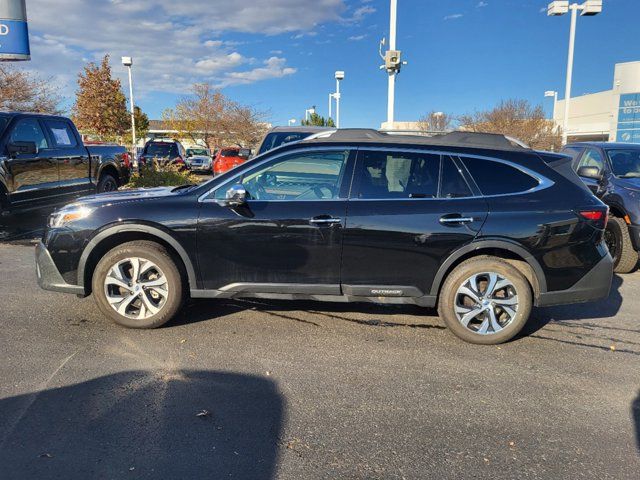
[125,161,200,189]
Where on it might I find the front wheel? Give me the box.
[438,257,533,345]
[605,216,638,274]
[92,241,184,328]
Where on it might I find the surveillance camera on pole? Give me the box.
[0,0,31,62]
[379,0,407,127]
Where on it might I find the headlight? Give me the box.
[48,206,94,228]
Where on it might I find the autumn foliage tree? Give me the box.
[72,55,129,140]
[0,65,61,114]
[417,111,455,133]
[162,83,266,149]
[459,99,561,151]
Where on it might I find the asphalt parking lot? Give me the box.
[0,241,639,479]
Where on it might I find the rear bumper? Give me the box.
[35,241,85,295]
[536,250,613,307]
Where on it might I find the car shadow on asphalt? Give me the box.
[0,370,283,479]
[0,206,51,242]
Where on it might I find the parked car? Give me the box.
[213,147,250,175]
[186,147,212,174]
[139,139,188,169]
[36,129,612,344]
[0,112,130,214]
[257,126,332,155]
[563,141,640,273]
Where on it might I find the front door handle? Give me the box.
[310,216,342,226]
[439,214,474,225]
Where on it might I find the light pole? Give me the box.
[304,106,316,122]
[379,0,406,128]
[548,1,603,145]
[544,90,558,127]
[121,56,136,156]
[334,71,344,128]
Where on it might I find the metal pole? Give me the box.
[562,4,578,145]
[328,93,332,120]
[336,79,341,128]
[387,0,398,126]
[127,65,137,155]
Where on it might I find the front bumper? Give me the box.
[536,249,613,307]
[35,242,85,295]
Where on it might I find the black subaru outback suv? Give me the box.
[36,129,613,344]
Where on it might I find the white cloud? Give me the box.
[348,35,367,41]
[221,57,297,86]
[444,14,464,20]
[346,5,376,23]
[24,0,349,96]
[477,1,488,7]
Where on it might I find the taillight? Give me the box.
[578,208,609,228]
[122,152,131,168]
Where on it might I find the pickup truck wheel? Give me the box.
[438,257,532,345]
[92,241,184,328]
[97,173,118,193]
[605,216,638,274]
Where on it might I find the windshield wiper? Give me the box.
[171,184,196,192]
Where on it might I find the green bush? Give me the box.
[126,161,200,189]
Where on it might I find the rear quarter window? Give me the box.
[461,157,539,195]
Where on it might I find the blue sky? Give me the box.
[24,0,640,127]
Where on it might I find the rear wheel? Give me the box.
[438,257,532,344]
[92,241,184,328]
[97,173,118,193]
[605,216,638,273]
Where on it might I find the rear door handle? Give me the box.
[310,216,342,226]
[439,214,474,225]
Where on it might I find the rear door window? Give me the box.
[461,157,539,195]
[44,120,78,148]
[440,156,472,198]
[355,150,440,199]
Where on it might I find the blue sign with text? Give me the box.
[617,93,640,143]
[0,19,30,60]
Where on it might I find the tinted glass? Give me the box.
[258,132,313,154]
[145,143,178,157]
[45,120,77,147]
[440,156,472,198]
[215,151,349,201]
[0,116,9,136]
[187,148,209,156]
[356,150,439,199]
[561,146,583,162]
[606,149,640,178]
[221,149,239,157]
[9,118,49,150]
[461,157,538,195]
[577,148,606,173]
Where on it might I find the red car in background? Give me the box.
[213,147,251,175]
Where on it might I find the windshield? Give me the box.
[258,132,313,155]
[187,148,209,156]
[220,149,239,157]
[145,143,178,157]
[606,148,640,178]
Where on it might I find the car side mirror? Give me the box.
[577,166,603,181]
[225,184,247,206]
[7,141,38,156]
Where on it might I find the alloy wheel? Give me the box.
[103,257,169,320]
[454,272,519,335]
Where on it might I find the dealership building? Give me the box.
[554,61,640,143]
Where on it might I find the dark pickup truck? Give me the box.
[0,112,130,214]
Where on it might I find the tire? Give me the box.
[605,216,638,274]
[92,241,184,328]
[97,173,118,193]
[438,256,533,345]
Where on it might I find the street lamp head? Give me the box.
[335,71,345,81]
[545,90,557,97]
[289,118,296,124]
[580,0,602,16]
[547,1,569,16]
[121,56,133,67]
